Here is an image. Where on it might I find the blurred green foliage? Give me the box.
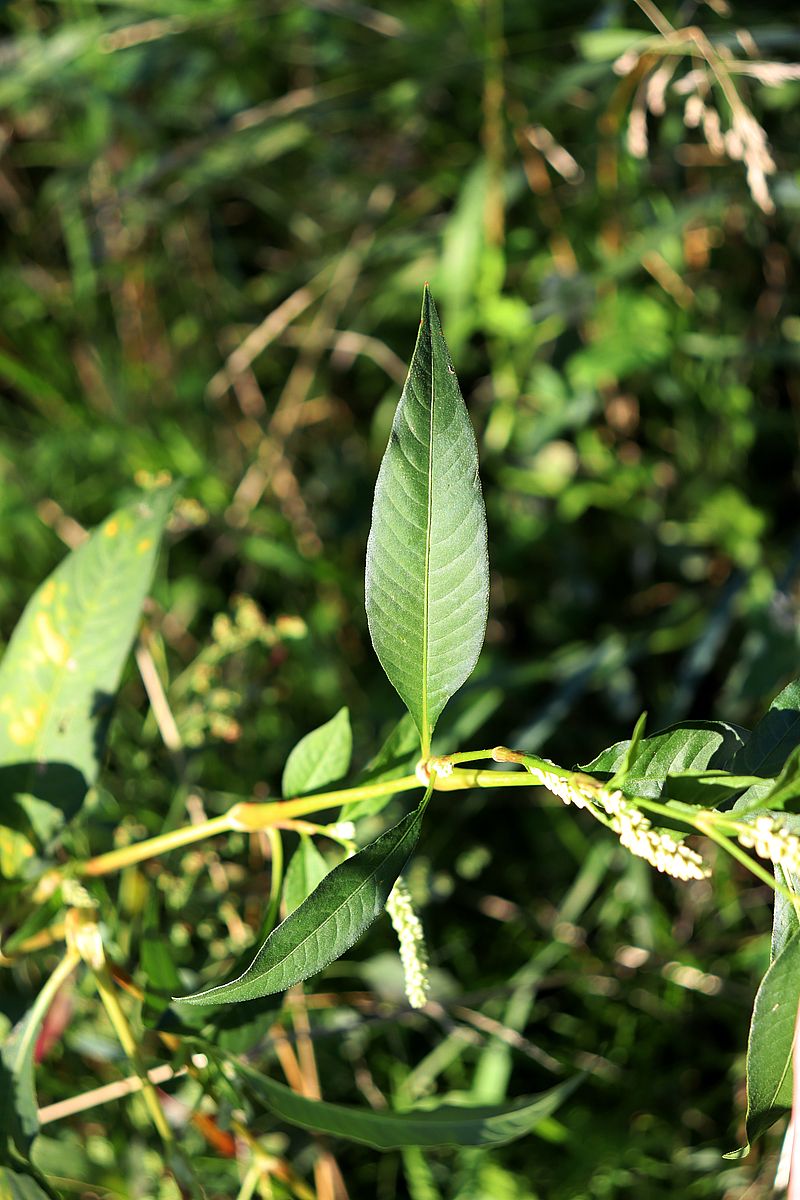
[1,0,800,1195]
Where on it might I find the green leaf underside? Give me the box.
[727,927,800,1158]
[581,720,747,802]
[239,1063,579,1149]
[283,836,330,914]
[365,287,489,754]
[0,487,174,842]
[281,707,352,798]
[175,789,432,1005]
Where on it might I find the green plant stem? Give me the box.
[73,769,542,878]
[80,812,235,877]
[263,826,284,936]
[234,1163,262,1200]
[434,748,498,766]
[92,962,172,1144]
[435,767,546,789]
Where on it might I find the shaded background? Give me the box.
[1,0,800,1196]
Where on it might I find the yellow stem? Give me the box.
[71,766,541,879]
[92,963,172,1144]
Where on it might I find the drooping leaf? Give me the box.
[175,788,432,1005]
[1,951,79,1153]
[283,836,330,914]
[0,488,174,856]
[581,720,748,803]
[726,927,800,1158]
[340,712,420,823]
[238,1062,580,1149]
[282,707,352,798]
[365,286,489,756]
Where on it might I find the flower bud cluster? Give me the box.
[527,763,708,881]
[598,790,708,882]
[737,815,800,875]
[524,763,596,810]
[386,876,430,1009]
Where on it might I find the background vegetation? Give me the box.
[1,0,800,1195]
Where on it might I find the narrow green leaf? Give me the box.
[581,720,747,803]
[283,835,329,914]
[365,286,489,756]
[726,927,800,1158]
[657,769,769,807]
[238,1062,579,1149]
[0,488,174,850]
[282,707,352,798]
[609,711,647,786]
[1,952,78,1152]
[175,788,432,1005]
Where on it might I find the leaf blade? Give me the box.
[581,720,747,803]
[726,927,800,1157]
[0,487,174,847]
[1,951,78,1153]
[283,835,330,915]
[175,789,431,1005]
[281,707,352,798]
[365,287,489,754]
[238,1064,580,1150]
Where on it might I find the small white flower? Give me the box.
[386,877,430,1009]
[737,814,800,874]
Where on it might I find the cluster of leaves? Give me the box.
[2,0,800,1196]
[2,287,800,1199]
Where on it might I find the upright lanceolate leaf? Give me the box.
[365,287,489,756]
[175,787,432,1005]
[0,488,174,853]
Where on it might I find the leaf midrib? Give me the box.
[420,294,434,757]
